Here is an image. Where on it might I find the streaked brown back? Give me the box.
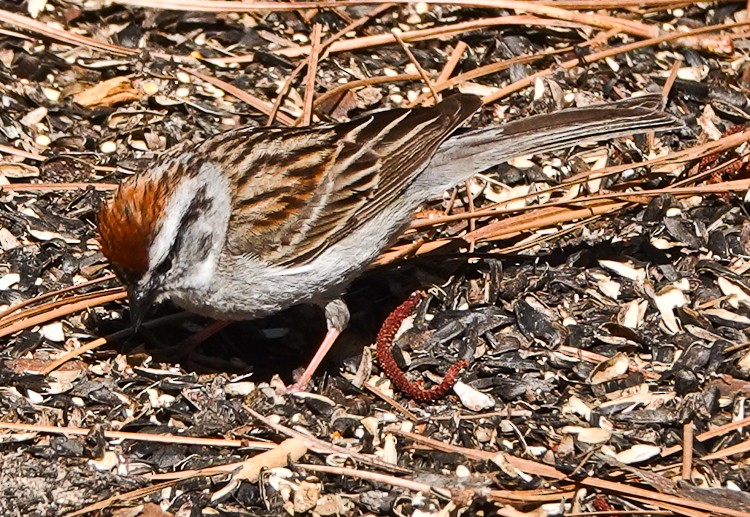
[220,94,481,266]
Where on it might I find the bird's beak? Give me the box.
[127,283,156,332]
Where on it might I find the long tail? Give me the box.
[419,94,681,194]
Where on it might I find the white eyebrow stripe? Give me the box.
[147,162,230,271]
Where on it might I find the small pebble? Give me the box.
[540,502,569,516]
[99,141,117,154]
[266,467,294,491]
[453,381,495,411]
[202,84,224,97]
[542,164,557,178]
[89,451,120,472]
[141,81,159,95]
[35,134,50,147]
[42,87,60,102]
[381,434,398,464]
[225,381,256,396]
[475,425,495,443]
[616,444,661,464]
[44,381,73,395]
[533,77,545,100]
[508,157,536,169]
[176,71,191,84]
[527,446,547,457]
[41,322,65,342]
[404,63,418,75]
[27,390,44,404]
[665,207,682,217]
[20,107,48,127]
[562,426,612,444]
[677,65,709,82]
[605,56,620,72]
[27,0,47,18]
[0,273,20,290]
[147,388,175,408]
[0,228,20,250]
[154,94,183,106]
[598,279,621,300]
[130,139,148,151]
[360,417,379,439]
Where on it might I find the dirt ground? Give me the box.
[1,1,750,515]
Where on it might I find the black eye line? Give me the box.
[155,255,173,275]
[154,185,211,276]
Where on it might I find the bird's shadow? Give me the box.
[100,231,672,384]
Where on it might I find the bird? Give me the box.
[97,93,679,391]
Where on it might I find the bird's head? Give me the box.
[97,161,232,329]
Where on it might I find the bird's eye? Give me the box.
[156,257,172,275]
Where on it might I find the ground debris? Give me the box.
[1,1,749,515]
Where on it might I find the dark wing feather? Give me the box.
[331,94,481,236]
[221,94,480,266]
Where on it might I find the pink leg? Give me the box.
[161,320,231,358]
[288,298,350,392]
[288,326,341,392]
[179,320,231,350]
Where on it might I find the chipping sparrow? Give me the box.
[98,93,678,390]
